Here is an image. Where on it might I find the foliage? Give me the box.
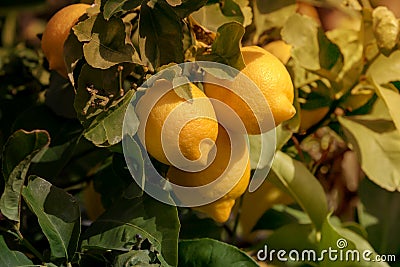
[0,0,400,266]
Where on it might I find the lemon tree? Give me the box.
[0,0,400,267]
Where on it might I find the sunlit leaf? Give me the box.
[372,79,400,134]
[191,0,252,32]
[139,0,184,71]
[172,0,207,18]
[197,22,245,70]
[81,193,179,266]
[338,104,400,191]
[326,28,363,93]
[83,15,140,69]
[84,90,136,147]
[22,176,81,260]
[103,0,142,20]
[269,151,329,230]
[319,215,389,267]
[367,50,400,85]
[0,130,50,222]
[238,180,293,235]
[178,238,258,267]
[0,235,33,266]
[282,14,320,70]
[113,250,159,267]
[252,0,296,42]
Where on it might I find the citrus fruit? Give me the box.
[83,181,105,221]
[263,40,292,64]
[237,180,293,236]
[167,125,250,223]
[41,3,90,78]
[299,107,330,132]
[135,81,218,166]
[296,1,321,25]
[204,46,295,134]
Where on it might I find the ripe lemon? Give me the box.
[204,46,295,134]
[83,181,105,221]
[41,4,90,78]
[237,181,293,236]
[167,125,250,223]
[135,81,218,166]
[263,40,292,65]
[296,1,321,25]
[299,107,330,132]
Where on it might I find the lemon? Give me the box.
[237,181,293,236]
[41,4,90,78]
[204,46,295,134]
[263,40,292,64]
[299,107,330,132]
[296,1,321,25]
[167,125,250,223]
[135,81,218,166]
[83,181,105,221]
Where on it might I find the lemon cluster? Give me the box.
[40,4,295,223]
[135,46,295,223]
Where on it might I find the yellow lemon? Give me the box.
[237,181,293,236]
[299,107,330,132]
[135,81,218,166]
[167,125,250,223]
[296,1,322,25]
[41,4,90,78]
[204,46,295,134]
[263,40,292,65]
[83,181,105,221]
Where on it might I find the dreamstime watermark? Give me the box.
[257,238,396,263]
[122,61,277,207]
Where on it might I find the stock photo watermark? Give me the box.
[257,238,396,263]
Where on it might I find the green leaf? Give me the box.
[22,176,81,260]
[178,238,258,267]
[282,14,320,70]
[92,154,142,209]
[319,215,389,267]
[0,130,50,222]
[139,0,184,71]
[82,15,140,69]
[103,0,142,20]
[73,14,96,42]
[338,111,400,191]
[372,6,399,56]
[191,0,252,32]
[261,223,317,264]
[171,0,207,18]
[282,13,342,73]
[255,0,295,13]
[269,151,329,230]
[84,89,136,147]
[197,22,245,70]
[252,0,296,42]
[173,81,193,102]
[45,72,77,119]
[74,63,134,124]
[0,235,33,266]
[372,79,400,134]
[367,50,400,85]
[358,178,400,256]
[81,193,180,267]
[64,30,84,83]
[114,250,159,267]
[248,131,275,170]
[326,28,363,93]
